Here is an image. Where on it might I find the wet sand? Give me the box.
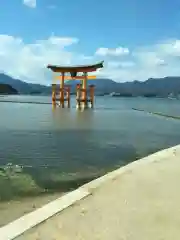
[0,193,65,227]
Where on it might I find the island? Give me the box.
[0,84,18,95]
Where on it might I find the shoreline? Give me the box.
[1,144,180,239]
[0,166,109,201]
[0,193,66,227]
[0,169,108,226]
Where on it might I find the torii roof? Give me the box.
[47,61,104,73]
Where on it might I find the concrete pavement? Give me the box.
[15,145,180,240]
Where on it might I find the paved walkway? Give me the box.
[16,146,180,240]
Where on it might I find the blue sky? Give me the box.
[0,0,180,83]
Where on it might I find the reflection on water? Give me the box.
[51,107,95,130]
[0,95,180,175]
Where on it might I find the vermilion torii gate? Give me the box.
[47,61,104,109]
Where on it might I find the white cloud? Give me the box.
[37,36,79,47]
[108,61,135,68]
[23,0,36,8]
[95,47,129,57]
[156,39,180,58]
[1,35,180,84]
[0,35,79,84]
[47,5,56,10]
[134,51,166,67]
[97,39,180,81]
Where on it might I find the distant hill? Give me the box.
[66,78,119,94]
[117,77,180,97]
[66,77,180,96]
[0,74,118,95]
[0,84,18,95]
[0,74,32,94]
[0,74,50,94]
[1,73,180,97]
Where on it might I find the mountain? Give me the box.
[66,78,119,94]
[1,73,180,97]
[0,84,18,95]
[0,74,51,94]
[66,77,180,96]
[0,74,119,95]
[0,74,31,93]
[117,77,180,97]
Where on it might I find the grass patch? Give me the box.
[0,172,42,201]
[0,164,105,201]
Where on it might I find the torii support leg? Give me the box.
[60,72,65,108]
[76,84,81,110]
[82,72,88,109]
[89,85,95,108]
[52,84,56,106]
[66,86,71,108]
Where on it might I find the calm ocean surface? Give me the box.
[0,95,180,174]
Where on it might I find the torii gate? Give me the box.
[47,61,104,109]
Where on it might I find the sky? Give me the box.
[0,0,180,84]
